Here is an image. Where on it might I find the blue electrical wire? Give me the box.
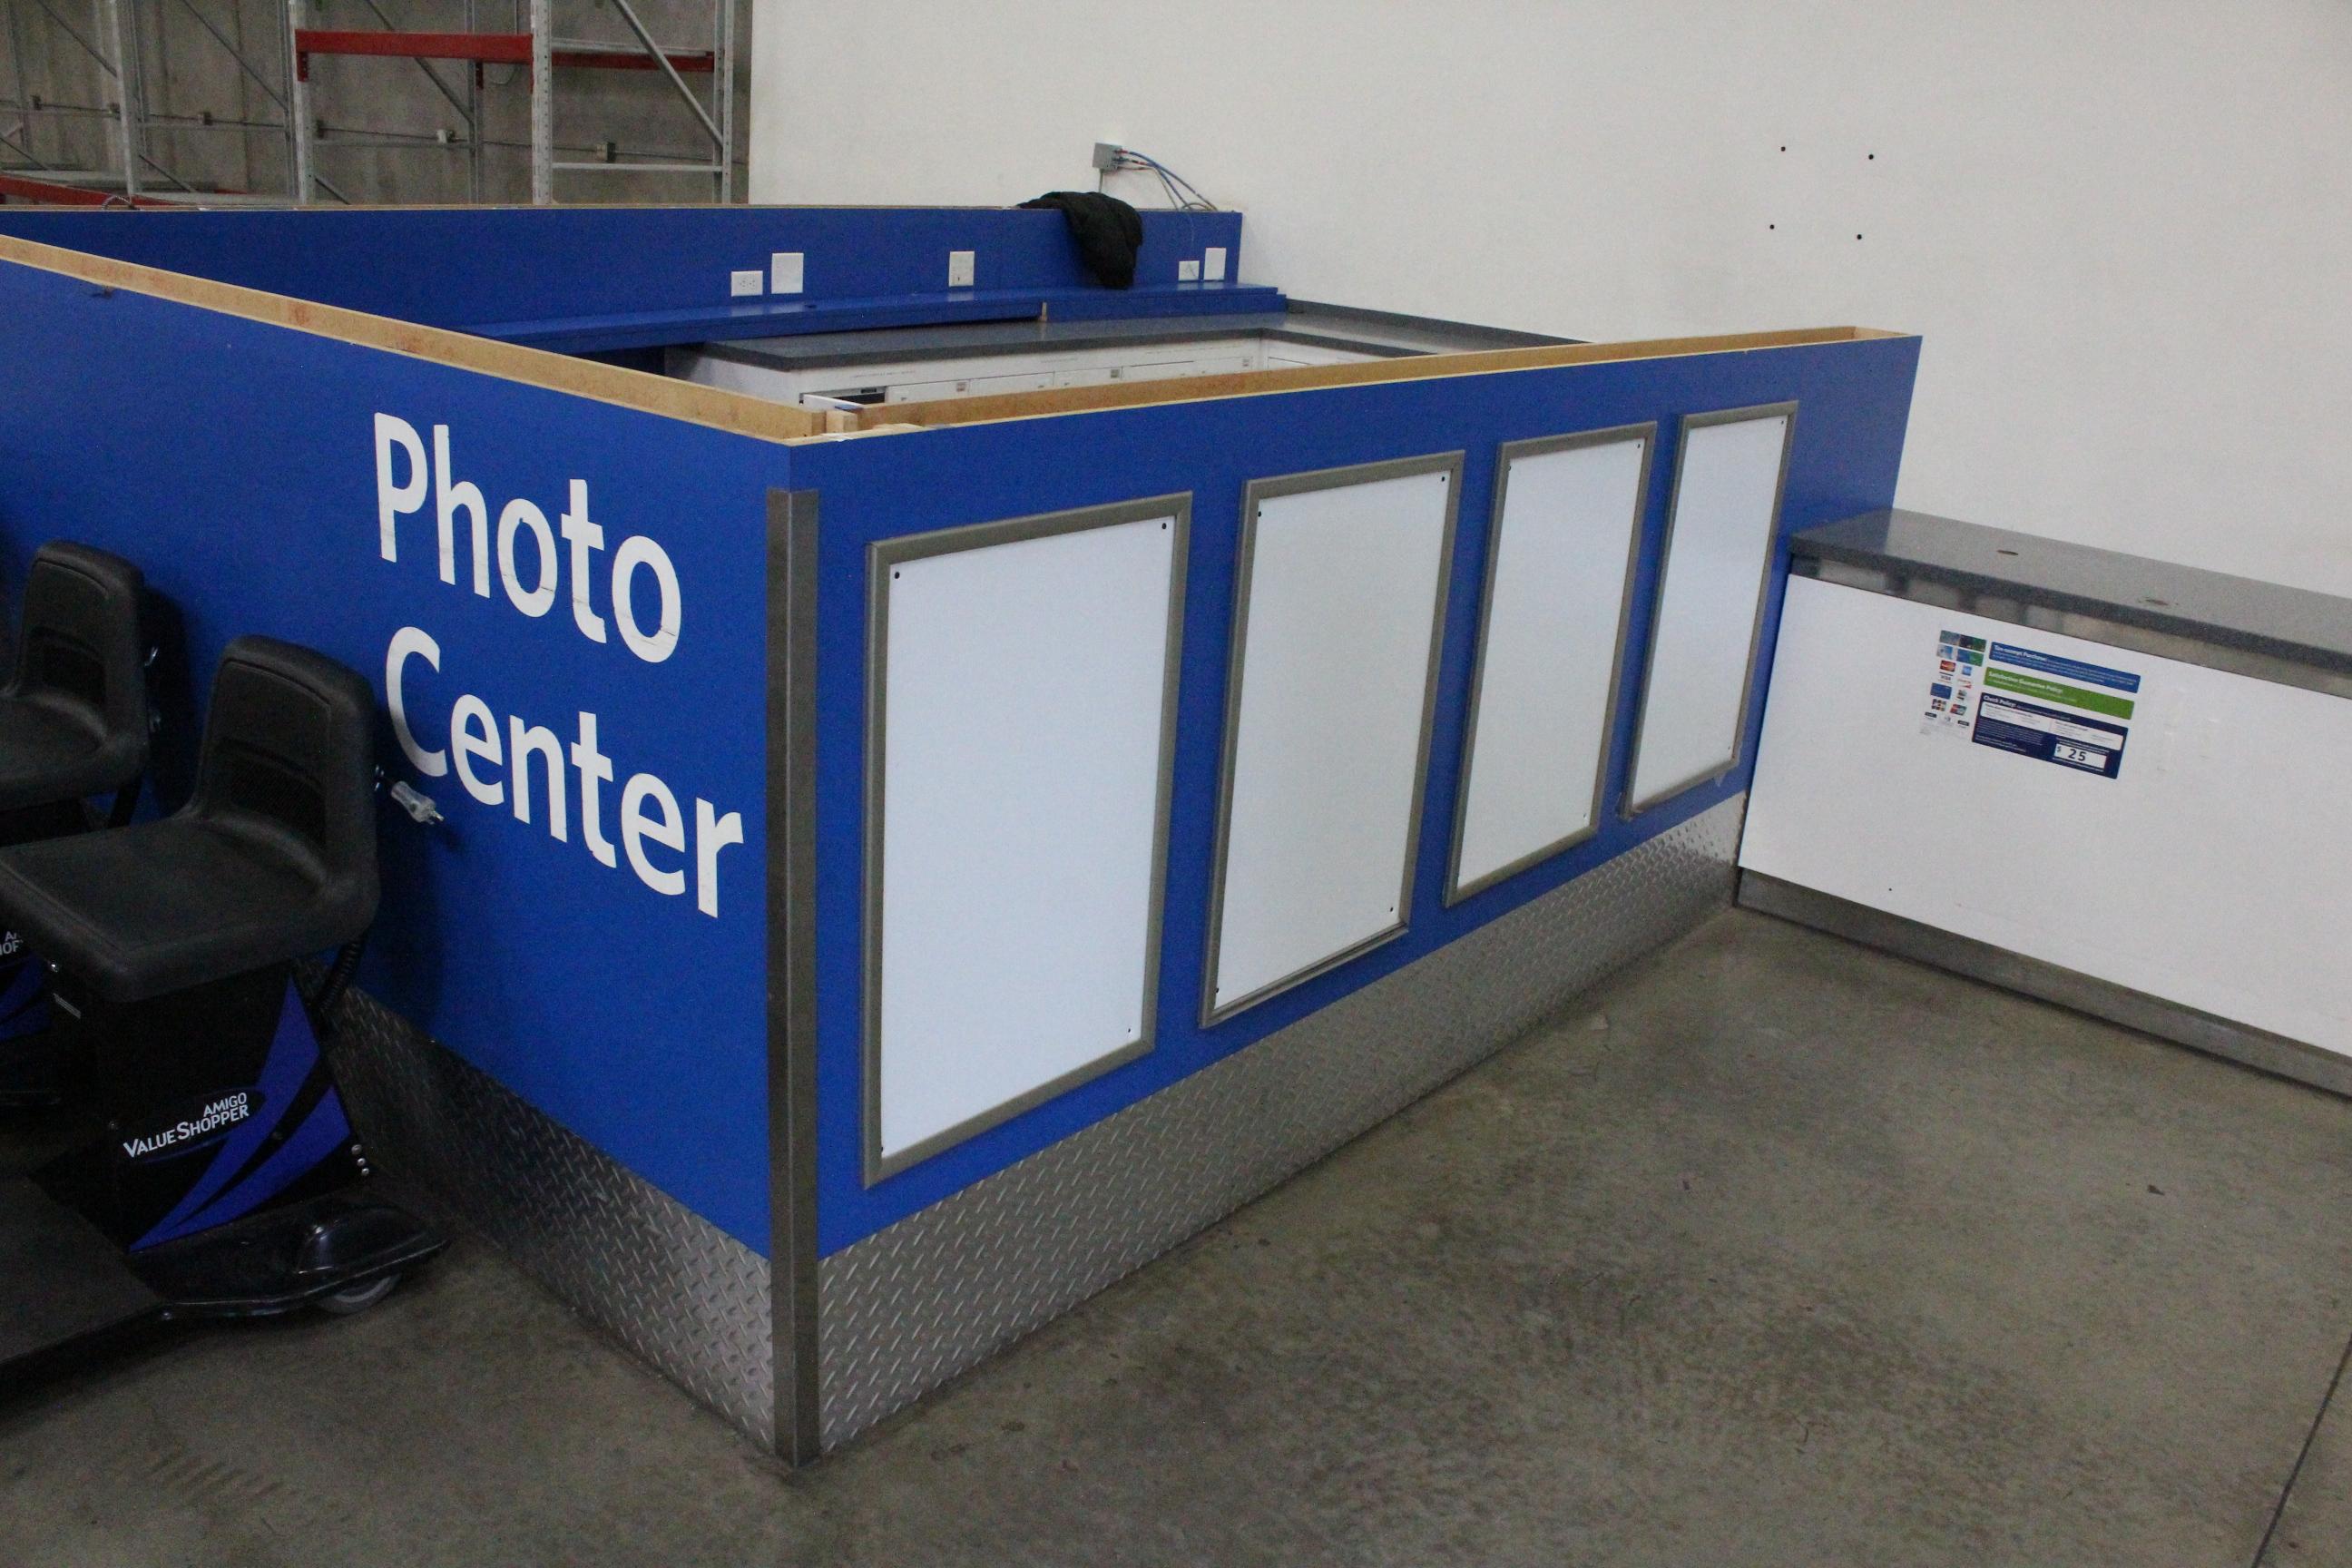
[1098,146,1220,264]
[1105,146,1218,211]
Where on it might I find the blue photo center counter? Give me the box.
[0,204,1918,1457]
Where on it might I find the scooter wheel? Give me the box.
[316,1272,401,1317]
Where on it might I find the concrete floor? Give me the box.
[5,909,2351,1566]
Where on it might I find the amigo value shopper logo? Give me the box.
[121,1090,260,1161]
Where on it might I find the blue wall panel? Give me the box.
[790,336,1920,1254]
[0,207,1250,348]
[0,253,786,1250]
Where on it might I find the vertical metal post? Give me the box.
[465,0,482,201]
[716,0,736,202]
[283,0,309,201]
[100,0,140,195]
[164,0,293,148]
[603,0,723,156]
[527,0,551,204]
[3,2,37,166]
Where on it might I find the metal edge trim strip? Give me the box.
[1737,870,2352,1100]
[1791,555,2352,701]
[768,486,823,1463]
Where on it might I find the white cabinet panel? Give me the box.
[1744,576,2352,1055]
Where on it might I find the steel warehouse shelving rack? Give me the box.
[0,0,736,205]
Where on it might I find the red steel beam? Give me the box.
[293,30,713,80]
[551,45,716,73]
[0,171,187,208]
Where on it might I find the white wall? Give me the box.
[750,1,2352,596]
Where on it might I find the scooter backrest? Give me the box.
[191,636,377,907]
[6,542,147,750]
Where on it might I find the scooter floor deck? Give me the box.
[0,1177,162,1378]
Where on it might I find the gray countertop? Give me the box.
[1793,508,2352,680]
[694,299,1571,372]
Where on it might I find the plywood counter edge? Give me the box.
[0,232,835,446]
[0,235,1912,450]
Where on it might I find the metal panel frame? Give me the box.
[1200,451,1464,1026]
[1622,401,1798,817]
[861,494,1194,1185]
[1445,423,1656,905]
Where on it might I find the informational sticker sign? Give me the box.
[1970,641,2140,779]
[1970,692,2131,777]
[1918,629,1987,736]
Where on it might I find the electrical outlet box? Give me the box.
[1203,246,1228,282]
[1178,259,1201,282]
[770,251,804,295]
[947,250,976,289]
[730,270,764,299]
[1092,142,1122,172]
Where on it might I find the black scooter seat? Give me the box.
[0,819,340,1005]
[0,695,124,813]
[0,636,377,1004]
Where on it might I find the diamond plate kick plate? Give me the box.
[330,986,777,1447]
[817,793,1745,1447]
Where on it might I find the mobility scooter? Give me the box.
[0,608,442,1381]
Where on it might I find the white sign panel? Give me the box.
[1626,407,1793,811]
[869,500,1185,1176]
[1208,458,1457,1021]
[1451,428,1651,897]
